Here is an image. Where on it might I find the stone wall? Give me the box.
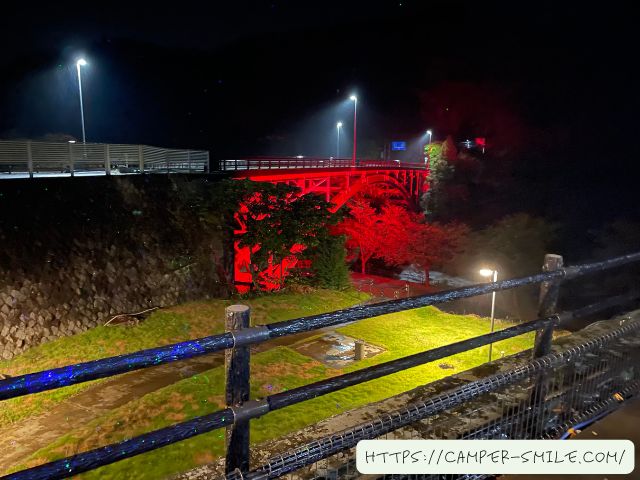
[0,175,227,359]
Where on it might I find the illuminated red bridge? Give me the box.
[226,158,429,292]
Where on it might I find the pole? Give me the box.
[336,125,340,158]
[224,305,251,474]
[488,270,497,361]
[533,254,563,358]
[352,98,357,167]
[76,63,86,144]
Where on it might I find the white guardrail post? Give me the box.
[138,145,144,174]
[26,140,34,178]
[105,144,111,175]
[68,142,74,177]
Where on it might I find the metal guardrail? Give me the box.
[219,157,425,171]
[1,252,639,480]
[0,140,209,178]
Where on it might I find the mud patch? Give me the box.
[294,333,384,368]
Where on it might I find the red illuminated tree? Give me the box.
[338,194,468,280]
[336,201,412,274]
[396,221,469,285]
[336,200,383,274]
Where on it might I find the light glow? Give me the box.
[337,121,343,128]
[479,268,494,277]
[349,95,357,101]
[77,58,87,66]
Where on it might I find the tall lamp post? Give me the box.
[336,121,343,158]
[76,58,88,143]
[479,268,498,361]
[349,95,357,167]
[424,130,433,167]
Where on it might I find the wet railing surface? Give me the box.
[1,252,639,480]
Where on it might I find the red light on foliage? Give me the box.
[475,137,486,147]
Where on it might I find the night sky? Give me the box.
[1,1,638,240]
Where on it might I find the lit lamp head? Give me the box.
[427,129,432,135]
[349,95,357,102]
[337,121,343,128]
[76,58,87,67]
[479,269,494,278]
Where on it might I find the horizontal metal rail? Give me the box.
[219,157,425,171]
[3,295,635,480]
[2,252,639,401]
[2,409,234,480]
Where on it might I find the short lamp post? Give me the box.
[479,268,498,362]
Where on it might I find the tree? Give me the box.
[422,140,454,218]
[336,200,384,274]
[441,134,458,162]
[451,213,557,319]
[583,219,640,300]
[194,179,335,292]
[238,182,335,289]
[336,196,466,280]
[309,234,351,289]
[395,221,469,285]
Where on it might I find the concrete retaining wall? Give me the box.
[0,175,226,359]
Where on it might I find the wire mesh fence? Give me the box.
[235,315,640,479]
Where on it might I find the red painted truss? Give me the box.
[232,164,429,292]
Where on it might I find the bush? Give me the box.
[311,235,350,290]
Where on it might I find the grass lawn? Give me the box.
[6,303,534,479]
[0,289,368,429]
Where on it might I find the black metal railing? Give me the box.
[1,251,639,480]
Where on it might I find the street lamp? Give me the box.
[76,58,88,143]
[336,121,343,158]
[479,268,498,362]
[349,95,357,167]
[426,129,433,144]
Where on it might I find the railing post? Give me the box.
[532,253,563,358]
[138,145,145,174]
[187,150,192,173]
[26,140,33,178]
[105,144,111,176]
[225,305,251,474]
[68,142,75,177]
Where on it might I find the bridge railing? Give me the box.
[219,157,425,171]
[0,140,209,178]
[1,252,639,480]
